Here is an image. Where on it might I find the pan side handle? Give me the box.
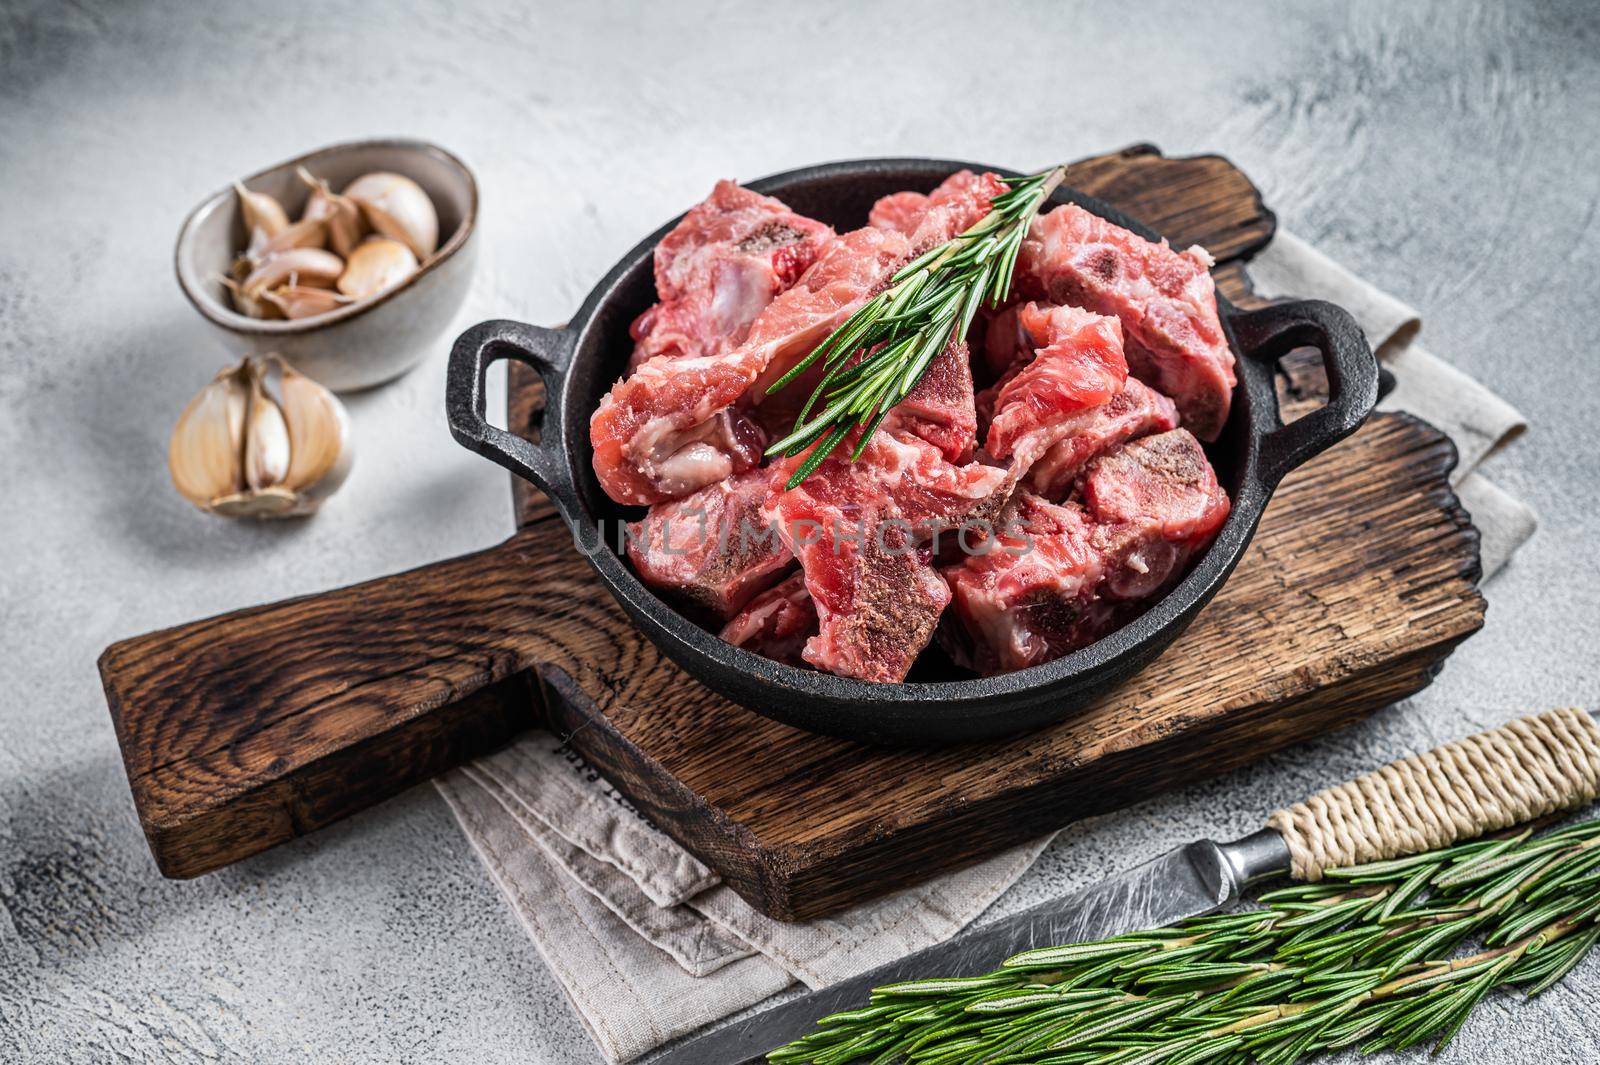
[1231,299,1379,489]
[97,530,561,878]
[445,318,581,517]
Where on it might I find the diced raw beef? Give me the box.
[980,303,1175,499]
[941,430,1229,674]
[867,191,927,238]
[882,338,978,462]
[1081,428,1230,600]
[592,224,911,505]
[718,571,817,667]
[769,428,1011,544]
[870,170,1008,253]
[625,466,791,618]
[595,171,1012,507]
[629,182,832,371]
[941,493,1113,674]
[1024,378,1178,499]
[1019,204,1236,440]
[984,303,1128,466]
[780,492,949,683]
[744,225,916,397]
[764,428,1011,681]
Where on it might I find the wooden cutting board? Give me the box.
[98,145,1485,920]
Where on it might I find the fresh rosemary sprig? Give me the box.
[770,817,1600,1064]
[764,165,1068,489]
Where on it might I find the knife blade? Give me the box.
[651,827,1291,1065]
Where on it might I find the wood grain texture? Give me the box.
[99,147,1485,917]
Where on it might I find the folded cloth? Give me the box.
[1247,232,1528,485]
[438,745,1048,1062]
[440,230,1538,1062]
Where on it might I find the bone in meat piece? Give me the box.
[1018,203,1235,440]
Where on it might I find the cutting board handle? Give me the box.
[98,530,555,878]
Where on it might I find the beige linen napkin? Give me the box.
[1247,231,1537,577]
[438,232,1537,1063]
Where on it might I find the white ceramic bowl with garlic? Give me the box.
[176,139,478,391]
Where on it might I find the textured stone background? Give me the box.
[2,1,1597,1061]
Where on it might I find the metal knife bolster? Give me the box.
[1191,827,1294,907]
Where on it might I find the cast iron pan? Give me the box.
[445,158,1378,745]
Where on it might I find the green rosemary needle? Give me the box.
[769,817,1600,1064]
[764,165,1068,489]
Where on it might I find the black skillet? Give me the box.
[445,158,1377,745]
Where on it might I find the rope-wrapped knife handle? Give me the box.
[1266,707,1600,881]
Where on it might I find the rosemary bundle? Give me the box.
[765,166,1067,488]
[771,818,1600,1064]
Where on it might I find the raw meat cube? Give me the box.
[941,430,1229,674]
[625,466,790,618]
[1019,204,1236,440]
[984,303,1128,466]
[1024,378,1178,500]
[629,180,833,370]
[780,490,949,683]
[1081,428,1229,542]
[592,224,911,505]
[869,170,1007,253]
[765,428,1012,682]
[941,493,1111,674]
[1081,428,1231,600]
[718,571,817,667]
[769,428,1011,544]
[883,338,978,462]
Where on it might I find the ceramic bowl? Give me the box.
[175,138,478,391]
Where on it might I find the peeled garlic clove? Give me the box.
[275,358,352,510]
[298,167,367,258]
[336,237,418,298]
[343,172,438,260]
[169,367,248,507]
[242,247,344,298]
[234,181,289,240]
[260,284,353,320]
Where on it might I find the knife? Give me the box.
[651,707,1600,1065]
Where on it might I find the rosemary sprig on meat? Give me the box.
[764,165,1068,489]
[769,818,1600,1064]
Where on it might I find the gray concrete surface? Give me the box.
[2,1,1597,1061]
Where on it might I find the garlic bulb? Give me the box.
[168,355,352,518]
[336,237,418,298]
[343,172,438,260]
[298,166,367,258]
